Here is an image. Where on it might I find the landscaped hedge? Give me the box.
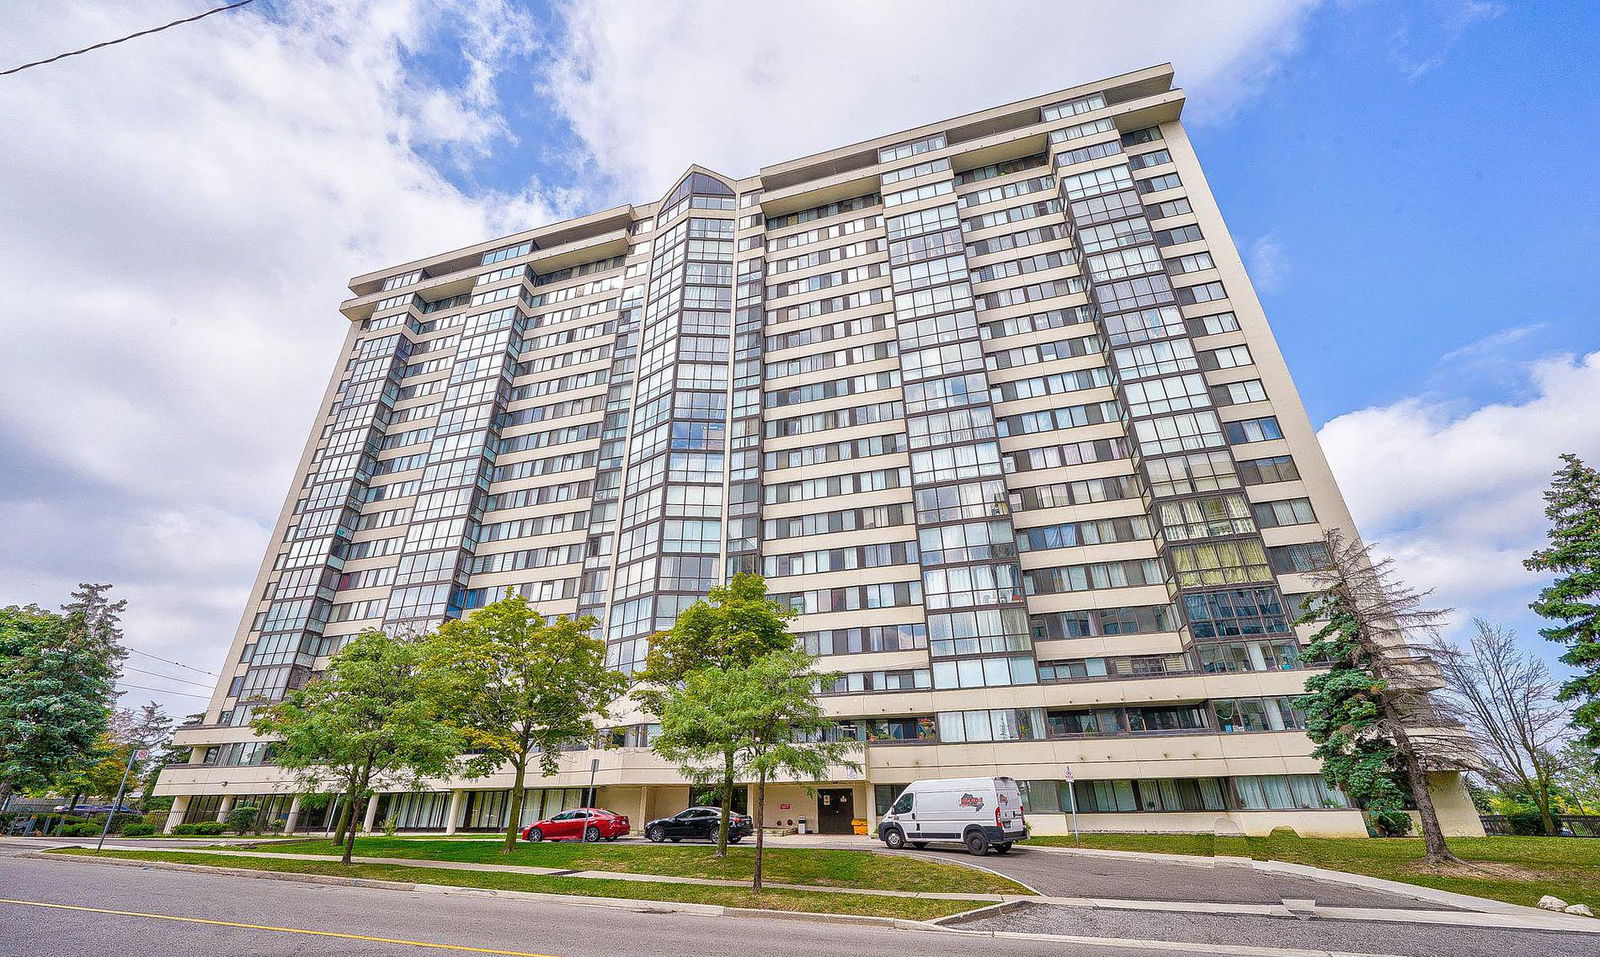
[120,822,157,836]
[170,821,226,836]
[58,823,105,837]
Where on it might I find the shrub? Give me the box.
[120,822,156,837]
[226,804,261,835]
[171,823,200,835]
[1504,807,1546,836]
[1373,810,1413,837]
[58,823,104,838]
[192,821,226,835]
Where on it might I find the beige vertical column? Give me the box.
[164,795,189,833]
[283,795,303,834]
[636,787,650,830]
[215,795,234,823]
[444,789,466,835]
[362,794,380,833]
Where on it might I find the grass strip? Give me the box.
[49,848,976,920]
[214,837,1029,895]
[1023,832,1600,909]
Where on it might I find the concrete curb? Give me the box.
[1020,842,1598,924]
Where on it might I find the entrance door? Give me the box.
[816,788,855,835]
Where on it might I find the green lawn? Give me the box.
[220,837,1027,894]
[1024,832,1600,909]
[50,848,974,920]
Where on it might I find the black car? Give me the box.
[643,806,753,844]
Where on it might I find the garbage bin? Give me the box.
[851,818,868,836]
[797,817,807,835]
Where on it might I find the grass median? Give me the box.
[1023,831,1600,909]
[211,837,1029,895]
[49,847,980,920]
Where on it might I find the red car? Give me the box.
[520,807,629,843]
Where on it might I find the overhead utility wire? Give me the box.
[122,664,215,690]
[125,646,219,678]
[117,681,212,700]
[1,0,258,77]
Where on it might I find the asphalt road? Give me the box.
[834,840,1461,909]
[0,853,1221,957]
[960,901,1600,957]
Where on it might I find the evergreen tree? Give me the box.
[0,602,122,808]
[1296,532,1463,862]
[1524,453,1600,751]
[633,574,796,857]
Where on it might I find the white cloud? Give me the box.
[1318,349,1600,649]
[542,0,1322,203]
[1245,232,1291,294]
[0,0,558,715]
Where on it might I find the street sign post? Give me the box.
[95,747,143,854]
[1064,766,1079,845]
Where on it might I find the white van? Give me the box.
[876,777,1027,855]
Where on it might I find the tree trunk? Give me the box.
[752,769,767,893]
[332,779,357,848]
[715,752,733,859]
[1536,781,1558,836]
[1393,729,1458,864]
[503,756,527,854]
[341,772,366,866]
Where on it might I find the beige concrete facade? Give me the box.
[156,63,1481,839]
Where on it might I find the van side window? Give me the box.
[891,792,914,815]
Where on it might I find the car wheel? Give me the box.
[728,833,742,844]
[605,835,618,841]
[911,841,928,849]
[964,830,990,856]
[994,842,1012,855]
[882,827,906,850]
[584,826,602,843]
[670,838,681,843]
[646,825,665,843]
[528,827,544,843]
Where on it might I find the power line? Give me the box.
[1,0,258,78]
[117,681,212,700]
[125,646,219,678]
[122,664,215,690]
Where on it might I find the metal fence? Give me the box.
[1479,813,1600,837]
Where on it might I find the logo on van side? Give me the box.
[959,793,985,811]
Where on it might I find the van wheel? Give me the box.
[911,841,928,849]
[994,842,1012,854]
[882,827,906,850]
[964,830,990,856]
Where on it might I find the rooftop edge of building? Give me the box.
[339,61,1178,317]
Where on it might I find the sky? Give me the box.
[1,0,1596,718]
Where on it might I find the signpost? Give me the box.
[586,758,600,808]
[94,748,149,854]
[1064,765,1080,845]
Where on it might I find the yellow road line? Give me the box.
[0,898,566,956]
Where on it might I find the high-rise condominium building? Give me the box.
[158,64,1480,838]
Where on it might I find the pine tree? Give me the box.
[1297,532,1464,862]
[1524,453,1600,752]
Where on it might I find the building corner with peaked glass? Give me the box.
[155,64,1483,839]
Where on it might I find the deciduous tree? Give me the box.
[634,574,795,857]
[651,646,858,891]
[423,594,625,853]
[1432,619,1570,834]
[252,629,461,864]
